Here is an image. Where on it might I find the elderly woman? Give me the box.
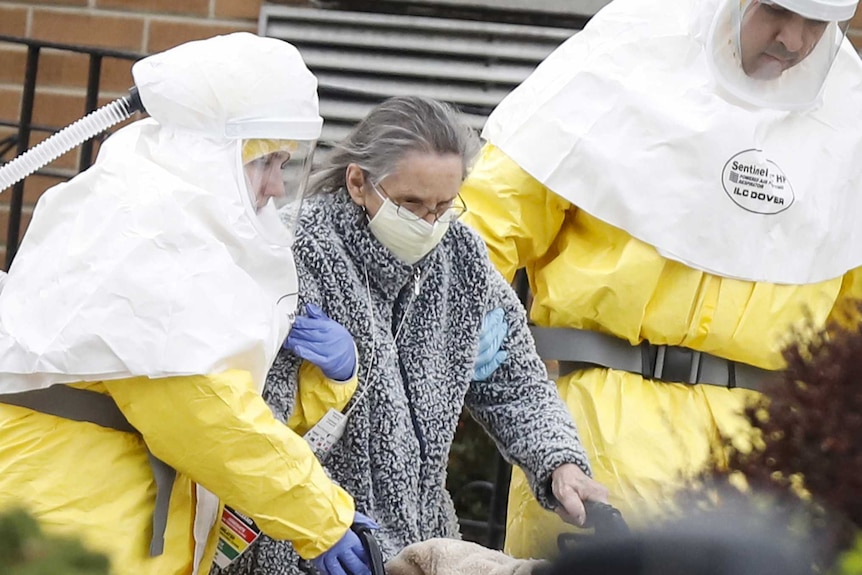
[225,96,608,574]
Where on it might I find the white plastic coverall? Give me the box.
[0,33,356,575]
[461,0,862,559]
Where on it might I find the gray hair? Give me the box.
[307,95,480,195]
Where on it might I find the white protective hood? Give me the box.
[483,0,862,285]
[0,33,322,393]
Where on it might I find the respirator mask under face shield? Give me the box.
[241,138,316,245]
[707,0,856,110]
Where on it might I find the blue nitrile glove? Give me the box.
[351,511,379,532]
[285,303,357,381]
[474,308,508,381]
[313,512,379,575]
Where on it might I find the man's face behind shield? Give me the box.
[740,1,829,79]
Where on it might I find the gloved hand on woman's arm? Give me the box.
[313,512,379,575]
[285,303,357,381]
[473,308,508,381]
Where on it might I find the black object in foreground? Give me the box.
[354,525,386,575]
[557,501,631,551]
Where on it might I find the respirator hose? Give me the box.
[0,87,145,192]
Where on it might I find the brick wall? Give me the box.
[0,0,311,265]
[851,8,862,48]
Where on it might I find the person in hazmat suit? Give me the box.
[459,0,862,559]
[0,33,376,575]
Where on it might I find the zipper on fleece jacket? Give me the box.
[392,266,427,461]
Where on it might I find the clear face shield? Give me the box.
[707,0,855,110]
[241,138,316,244]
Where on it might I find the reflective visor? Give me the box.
[241,138,316,245]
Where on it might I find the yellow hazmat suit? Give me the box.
[0,366,356,574]
[461,0,862,556]
[0,34,360,575]
[461,144,862,559]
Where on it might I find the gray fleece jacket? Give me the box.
[217,189,590,575]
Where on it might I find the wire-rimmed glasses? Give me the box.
[370,181,467,224]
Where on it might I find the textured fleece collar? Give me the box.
[305,189,443,300]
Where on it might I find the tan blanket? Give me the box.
[385,539,548,575]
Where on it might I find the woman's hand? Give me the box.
[550,463,610,526]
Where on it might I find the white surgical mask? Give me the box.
[367,197,449,265]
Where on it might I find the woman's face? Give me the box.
[243,151,292,211]
[347,151,464,224]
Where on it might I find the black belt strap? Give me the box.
[146,451,175,556]
[530,326,771,392]
[0,384,175,556]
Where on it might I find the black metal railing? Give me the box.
[452,451,511,549]
[0,35,141,268]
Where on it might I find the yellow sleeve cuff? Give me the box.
[289,361,359,436]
